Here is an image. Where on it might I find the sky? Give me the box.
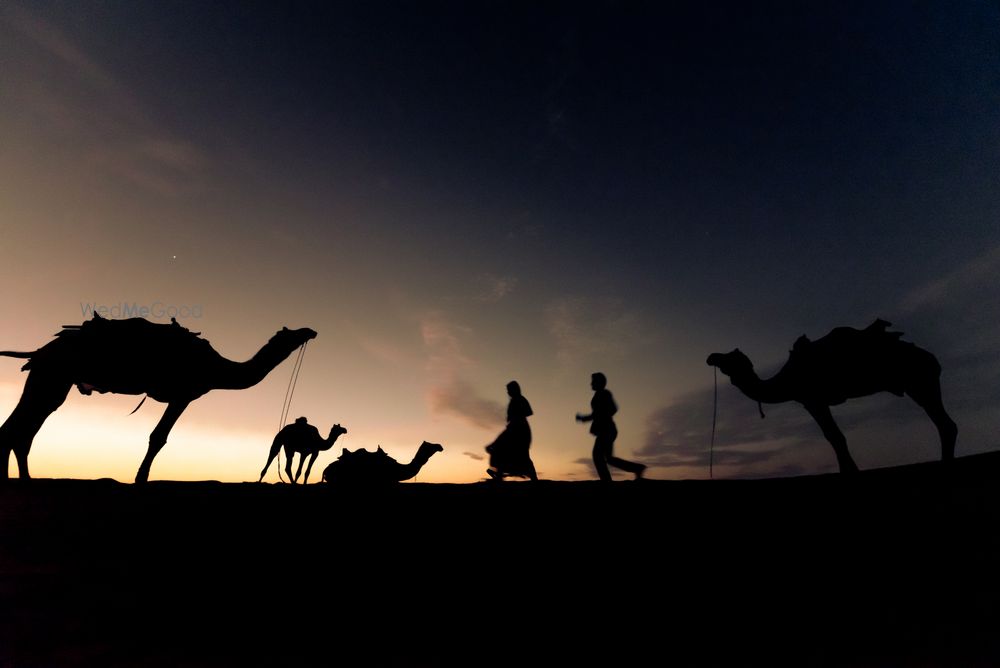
[1,1,998,483]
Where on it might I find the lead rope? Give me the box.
[710,367,717,480]
[275,341,308,483]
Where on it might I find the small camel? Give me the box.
[259,417,347,484]
[0,314,316,482]
[707,319,957,473]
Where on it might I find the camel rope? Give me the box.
[275,341,308,483]
[710,366,717,480]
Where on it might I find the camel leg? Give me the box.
[293,452,307,483]
[136,401,190,484]
[259,435,284,482]
[907,382,958,461]
[284,446,296,483]
[0,371,72,480]
[804,404,859,474]
[303,452,319,484]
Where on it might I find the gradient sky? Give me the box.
[1,1,998,483]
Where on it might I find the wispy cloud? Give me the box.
[475,274,518,303]
[900,245,1000,314]
[421,313,504,429]
[4,4,210,196]
[463,451,485,461]
[6,4,118,92]
[422,314,473,372]
[895,244,1000,417]
[427,378,504,430]
[636,377,822,477]
[545,297,644,367]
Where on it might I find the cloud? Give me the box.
[421,314,473,373]
[475,274,518,302]
[428,378,504,430]
[6,4,118,91]
[636,376,824,477]
[895,245,1000,417]
[356,337,413,368]
[421,313,504,430]
[88,138,210,197]
[463,451,485,461]
[900,245,1000,315]
[4,4,210,196]
[545,297,645,367]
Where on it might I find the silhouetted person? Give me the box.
[259,417,347,484]
[576,372,645,482]
[486,381,538,481]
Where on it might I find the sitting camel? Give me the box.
[322,441,443,485]
[259,417,347,484]
[707,319,957,473]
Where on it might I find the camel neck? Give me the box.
[397,450,432,480]
[212,338,301,390]
[731,368,795,404]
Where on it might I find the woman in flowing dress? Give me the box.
[486,381,538,481]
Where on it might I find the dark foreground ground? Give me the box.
[3,453,1000,667]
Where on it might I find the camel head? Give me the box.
[418,441,444,458]
[706,349,754,381]
[270,326,317,350]
[328,423,347,439]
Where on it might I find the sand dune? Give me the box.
[2,453,999,666]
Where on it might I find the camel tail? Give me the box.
[0,351,33,359]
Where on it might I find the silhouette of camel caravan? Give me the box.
[707,318,957,474]
[0,313,316,483]
[322,441,443,485]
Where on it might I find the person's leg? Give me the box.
[605,434,646,479]
[593,436,612,482]
[608,455,646,478]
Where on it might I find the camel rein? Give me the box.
[710,367,766,480]
[710,367,717,479]
[275,340,309,483]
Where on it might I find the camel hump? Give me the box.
[65,315,212,352]
[861,318,904,343]
[789,319,908,367]
[337,446,398,465]
[865,318,901,338]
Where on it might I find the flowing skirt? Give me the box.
[486,420,533,477]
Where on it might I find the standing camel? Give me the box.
[259,418,347,484]
[706,319,957,473]
[0,314,316,482]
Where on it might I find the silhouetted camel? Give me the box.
[259,418,347,484]
[707,319,957,473]
[0,313,316,482]
[322,441,443,485]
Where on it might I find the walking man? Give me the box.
[576,372,646,481]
